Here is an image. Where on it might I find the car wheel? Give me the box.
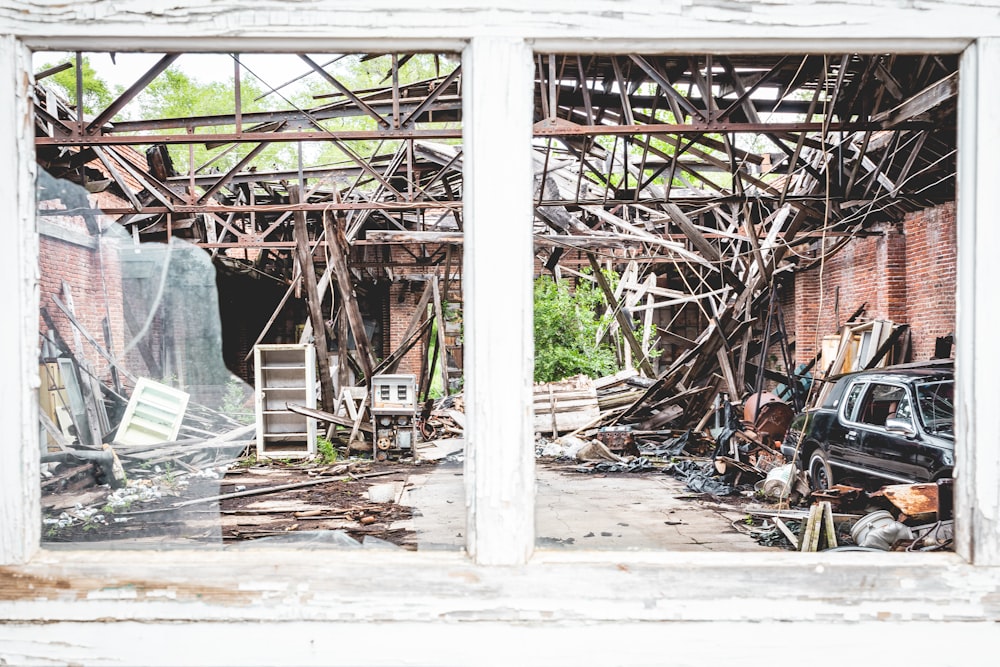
[808,449,834,491]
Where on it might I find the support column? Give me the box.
[956,38,1000,565]
[463,36,535,565]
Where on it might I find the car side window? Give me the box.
[893,392,914,424]
[842,382,865,421]
[857,383,907,428]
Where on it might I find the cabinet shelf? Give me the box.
[254,344,317,460]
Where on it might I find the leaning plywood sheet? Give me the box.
[533,375,600,435]
[113,378,190,446]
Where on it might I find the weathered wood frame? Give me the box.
[2,2,1000,663]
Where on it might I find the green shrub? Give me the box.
[533,273,618,383]
[317,436,338,464]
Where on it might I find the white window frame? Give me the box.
[2,3,1000,662]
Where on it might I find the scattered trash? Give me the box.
[851,510,914,550]
[575,457,653,474]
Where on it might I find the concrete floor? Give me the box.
[395,461,778,552]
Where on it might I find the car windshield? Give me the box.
[916,380,954,435]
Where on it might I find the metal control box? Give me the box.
[371,374,417,460]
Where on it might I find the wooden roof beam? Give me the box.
[873,71,959,129]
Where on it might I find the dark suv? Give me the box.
[781,362,954,490]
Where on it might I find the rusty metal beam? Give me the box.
[300,54,389,128]
[105,100,461,133]
[628,55,706,122]
[86,54,179,134]
[197,142,272,204]
[39,120,935,148]
[38,128,464,145]
[532,121,905,137]
[400,65,462,127]
[38,200,462,217]
[35,62,73,81]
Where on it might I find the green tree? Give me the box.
[533,273,618,383]
[135,66,297,174]
[297,53,461,176]
[40,56,117,116]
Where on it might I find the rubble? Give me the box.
[31,48,959,555]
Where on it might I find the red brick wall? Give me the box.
[792,201,956,367]
[384,245,463,376]
[38,194,126,386]
[903,201,957,360]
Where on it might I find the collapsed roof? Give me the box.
[33,51,958,418]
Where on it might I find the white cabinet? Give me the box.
[253,344,317,459]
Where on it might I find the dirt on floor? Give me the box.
[41,458,426,549]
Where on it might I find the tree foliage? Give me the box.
[40,56,117,116]
[135,67,297,174]
[299,53,460,174]
[130,54,458,178]
[533,273,618,383]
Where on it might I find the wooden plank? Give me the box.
[324,210,376,384]
[430,276,451,397]
[336,304,351,393]
[54,285,104,447]
[663,203,745,292]
[532,376,601,434]
[774,517,800,550]
[285,402,374,434]
[593,369,640,390]
[533,389,602,401]
[716,348,739,399]
[39,412,72,452]
[823,501,838,549]
[532,398,602,412]
[641,276,655,357]
[365,230,463,244]
[299,248,332,344]
[587,254,655,376]
[875,71,958,128]
[384,281,433,374]
[800,503,820,553]
[291,189,336,412]
[347,393,368,445]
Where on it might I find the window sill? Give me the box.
[1,548,994,624]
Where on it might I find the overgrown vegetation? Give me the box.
[533,272,618,383]
[220,376,255,425]
[317,436,338,464]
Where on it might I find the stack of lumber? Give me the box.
[533,375,600,435]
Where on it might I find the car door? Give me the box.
[828,380,867,466]
[855,382,924,482]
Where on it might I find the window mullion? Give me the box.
[0,35,40,566]
[956,37,1000,565]
[463,36,536,565]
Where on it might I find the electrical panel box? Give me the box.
[371,374,417,415]
[254,344,317,459]
[370,374,417,460]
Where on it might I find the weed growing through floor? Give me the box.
[235,452,258,468]
[317,436,338,464]
[220,376,255,424]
